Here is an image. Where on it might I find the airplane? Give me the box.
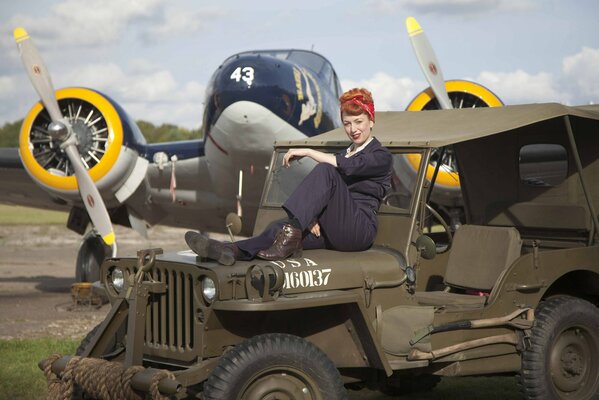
[2,18,499,282]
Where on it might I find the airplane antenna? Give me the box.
[311,44,315,51]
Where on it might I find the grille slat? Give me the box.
[168,270,175,350]
[160,268,167,347]
[184,273,191,350]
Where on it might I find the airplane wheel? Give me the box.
[203,333,347,400]
[519,296,599,400]
[75,231,110,283]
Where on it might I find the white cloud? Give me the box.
[342,72,425,111]
[55,62,204,129]
[4,0,163,48]
[368,0,538,15]
[562,47,599,100]
[142,7,226,39]
[1,0,224,51]
[341,67,573,111]
[473,70,564,104]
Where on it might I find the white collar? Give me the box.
[346,136,374,158]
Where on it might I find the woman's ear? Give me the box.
[370,120,374,129]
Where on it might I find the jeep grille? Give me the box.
[144,266,195,352]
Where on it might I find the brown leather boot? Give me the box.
[185,231,240,266]
[256,224,303,260]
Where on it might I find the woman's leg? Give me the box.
[273,163,376,254]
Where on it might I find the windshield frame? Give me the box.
[260,146,430,216]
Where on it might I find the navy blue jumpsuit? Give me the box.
[235,137,392,258]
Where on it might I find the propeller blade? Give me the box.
[406,17,453,110]
[14,27,116,247]
[13,27,64,122]
[63,144,115,246]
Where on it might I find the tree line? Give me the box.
[0,119,203,147]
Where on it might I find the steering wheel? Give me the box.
[382,191,411,209]
[423,203,453,254]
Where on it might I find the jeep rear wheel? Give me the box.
[519,296,599,400]
[203,333,347,400]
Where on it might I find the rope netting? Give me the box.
[42,353,176,400]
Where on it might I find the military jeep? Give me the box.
[54,103,599,399]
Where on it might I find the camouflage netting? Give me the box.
[42,353,175,400]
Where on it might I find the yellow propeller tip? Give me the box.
[102,232,116,246]
[13,27,29,42]
[406,17,423,36]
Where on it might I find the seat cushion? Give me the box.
[444,225,521,291]
[414,290,487,310]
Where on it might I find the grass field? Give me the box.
[0,204,67,225]
[0,338,79,400]
[0,204,524,398]
[0,336,522,400]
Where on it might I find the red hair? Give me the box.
[339,88,375,121]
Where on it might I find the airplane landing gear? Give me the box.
[75,231,111,283]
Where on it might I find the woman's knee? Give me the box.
[314,163,336,173]
[309,163,339,181]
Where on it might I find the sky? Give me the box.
[1,0,598,129]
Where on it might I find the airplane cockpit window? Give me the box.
[263,150,420,214]
[288,51,326,76]
[231,50,338,94]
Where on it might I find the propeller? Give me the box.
[13,27,116,247]
[406,17,453,110]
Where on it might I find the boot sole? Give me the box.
[256,248,303,261]
[185,231,235,266]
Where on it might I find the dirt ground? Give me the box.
[0,224,194,340]
[0,224,522,399]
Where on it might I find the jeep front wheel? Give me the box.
[203,333,347,400]
[519,295,599,400]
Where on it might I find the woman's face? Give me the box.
[342,112,374,146]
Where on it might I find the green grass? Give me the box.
[0,337,79,400]
[0,335,522,400]
[0,204,67,225]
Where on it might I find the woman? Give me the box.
[185,88,392,265]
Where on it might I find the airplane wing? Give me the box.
[0,147,71,211]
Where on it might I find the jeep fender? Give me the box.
[211,290,392,376]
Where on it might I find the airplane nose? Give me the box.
[203,54,299,135]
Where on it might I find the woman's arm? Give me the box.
[283,148,338,168]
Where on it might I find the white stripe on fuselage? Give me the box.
[206,101,307,201]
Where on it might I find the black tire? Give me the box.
[73,323,124,399]
[76,323,102,356]
[203,333,348,400]
[519,295,599,400]
[75,232,111,283]
[75,323,121,356]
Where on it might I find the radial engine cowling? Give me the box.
[19,87,148,208]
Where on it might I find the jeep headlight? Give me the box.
[110,267,125,293]
[201,276,217,303]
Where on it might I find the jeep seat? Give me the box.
[414,225,522,310]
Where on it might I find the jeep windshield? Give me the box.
[262,148,424,213]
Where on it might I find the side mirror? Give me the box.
[416,235,436,260]
[226,212,242,237]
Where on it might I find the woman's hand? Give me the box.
[283,148,311,168]
[309,220,321,237]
